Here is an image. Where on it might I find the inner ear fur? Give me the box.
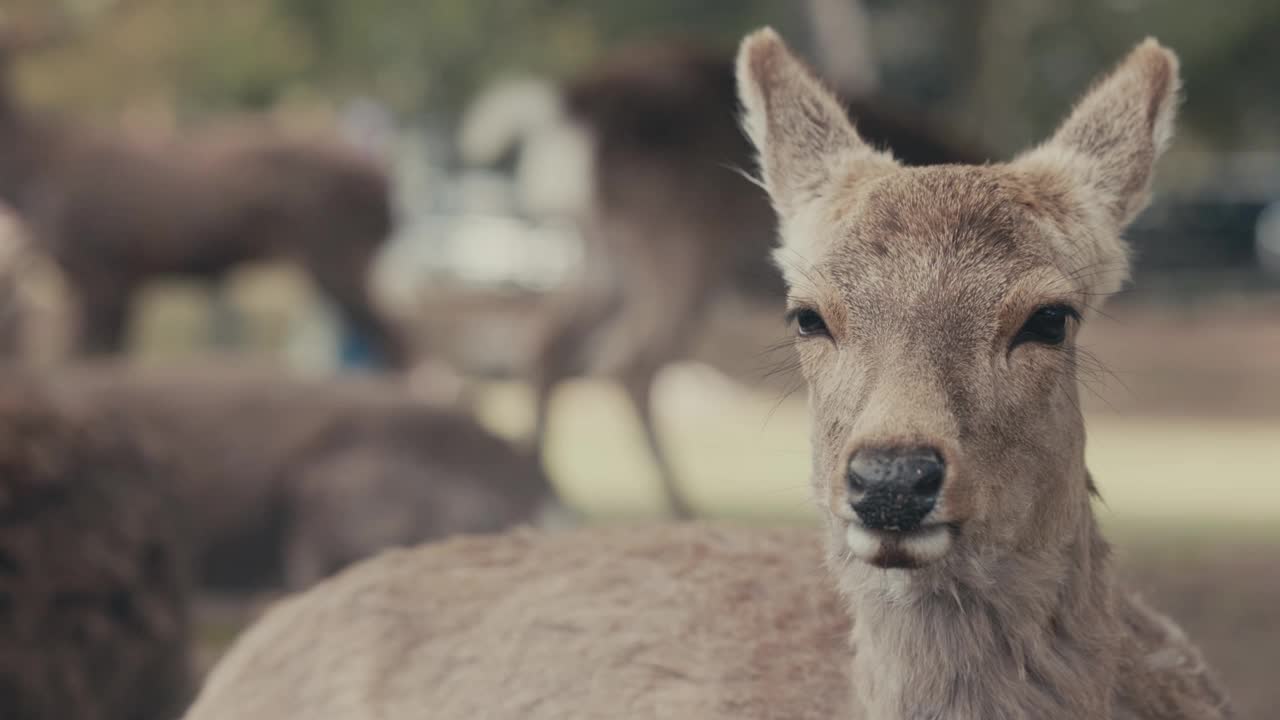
[735,28,895,217]
[1018,38,1181,229]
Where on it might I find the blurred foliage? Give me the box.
[3,0,1278,152]
[6,0,788,119]
[273,0,790,115]
[860,0,1280,154]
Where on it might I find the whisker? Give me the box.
[720,162,769,193]
[763,378,806,428]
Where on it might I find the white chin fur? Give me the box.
[844,522,884,559]
[845,523,953,566]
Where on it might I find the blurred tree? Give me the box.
[271,0,791,115]
[7,0,313,118]
[2,0,1276,156]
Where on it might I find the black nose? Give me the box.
[847,447,945,532]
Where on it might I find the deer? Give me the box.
[182,30,1233,719]
[525,34,986,519]
[36,361,567,593]
[0,10,410,367]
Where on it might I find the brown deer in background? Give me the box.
[0,13,410,366]
[39,361,566,593]
[528,37,986,518]
[183,31,1233,719]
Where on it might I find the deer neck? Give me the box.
[835,471,1125,720]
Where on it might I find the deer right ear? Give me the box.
[736,28,888,216]
[1018,39,1181,228]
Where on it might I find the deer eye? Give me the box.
[1012,305,1078,349]
[791,308,829,338]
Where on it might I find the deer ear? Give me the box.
[1020,38,1180,228]
[736,28,889,216]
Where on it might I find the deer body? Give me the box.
[185,31,1230,719]
[44,362,559,591]
[187,524,1225,720]
[0,52,407,363]
[188,526,852,719]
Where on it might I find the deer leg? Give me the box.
[601,233,712,522]
[337,291,412,370]
[527,287,617,464]
[208,281,243,349]
[619,362,695,520]
[528,329,573,463]
[75,280,132,355]
[304,252,411,371]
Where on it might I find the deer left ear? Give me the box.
[1018,38,1180,228]
[736,28,893,218]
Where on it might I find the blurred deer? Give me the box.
[184,32,1232,719]
[0,9,410,366]
[44,361,566,593]
[525,27,985,518]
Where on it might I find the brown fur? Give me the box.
[529,41,985,518]
[182,31,1230,719]
[0,377,192,720]
[47,363,560,591]
[0,41,408,364]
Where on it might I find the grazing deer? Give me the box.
[0,14,409,366]
[527,40,984,519]
[43,362,566,592]
[183,31,1232,719]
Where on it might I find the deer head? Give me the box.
[737,30,1178,576]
